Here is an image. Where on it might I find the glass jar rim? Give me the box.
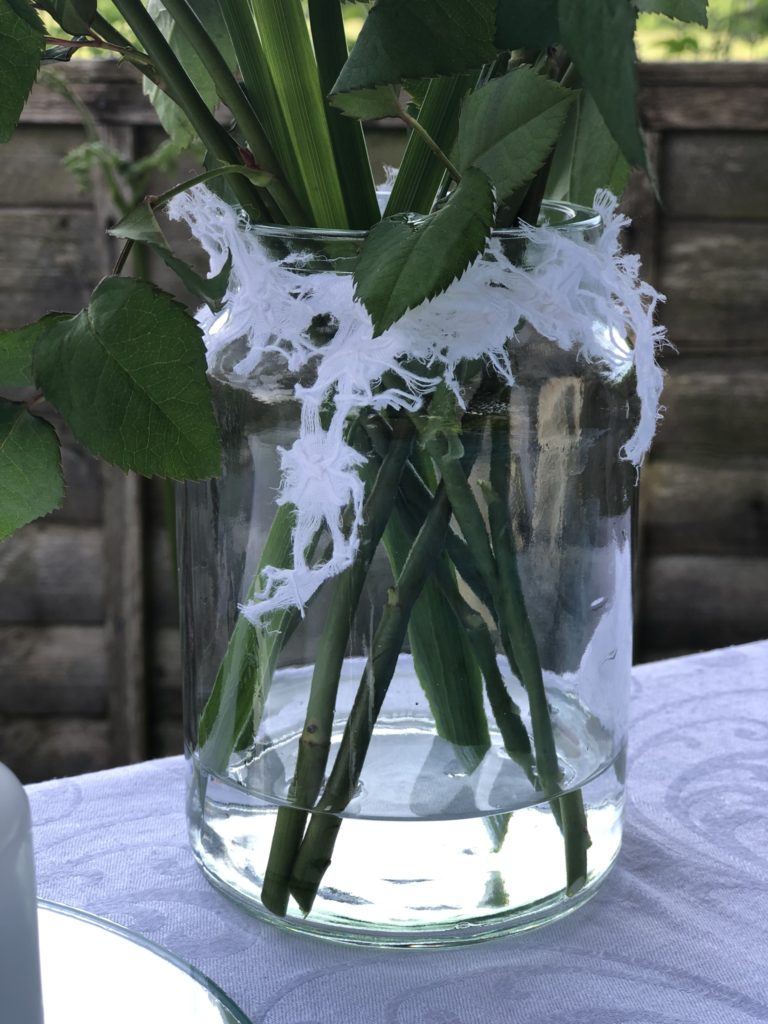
[246,200,602,244]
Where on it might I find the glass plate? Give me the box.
[38,900,252,1023]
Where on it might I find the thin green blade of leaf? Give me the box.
[632,0,708,26]
[354,166,496,337]
[0,0,44,143]
[217,0,311,219]
[385,74,474,217]
[404,78,430,117]
[52,0,96,34]
[252,0,348,228]
[456,66,575,204]
[558,0,647,169]
[547,82,630,206]
[0,398,64,540]
[0,313,71,387]
[495,0,559,50]
[332,0,498,94]
[33,277,221,480]
[307,0,380,230]
[142,0,237,150]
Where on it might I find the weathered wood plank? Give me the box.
[662,133,768,220]
[153,720,184,759]
[652,356,768,463]
[637,57,768,138]
[639,554,768,651]
[0,716,111,783]
[0,625,108,715]
[148,626,182,757]
[0,524,104,624]
[151,626,182,718]
[52,436,103,526]
[0,209,104,329]
[0,125,90,208]
[147,522,178,629]
[639,62,768,88]
[21,64,155,127]
[640,460,768,556]
[641,84,768,131]
[621,132,661,288]
[660,222,768,348]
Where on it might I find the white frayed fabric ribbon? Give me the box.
[168,186,666,624]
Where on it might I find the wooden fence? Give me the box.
[1,62,766,782]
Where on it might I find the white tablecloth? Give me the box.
[28,641,768,1024]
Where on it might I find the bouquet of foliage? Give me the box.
[0,0,706,925]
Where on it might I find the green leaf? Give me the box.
[110,200,169,250]
[632,0,708,26]
[0,314,71,387]
[51,0,96,34]
[33,277,221,479]
[110,166,272,305]
[0,0,44,143]
[329,84,401,121]
[456,66,575,203]
[332,0,498,94]
[558,0,646,169]
[354,166,495,336]
[0,398,64,540]
[547,89,630,207]
[112,198,233,307]
[495,0,559,50]
[142,0,237,150]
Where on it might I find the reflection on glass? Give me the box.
[38,901,250,1024]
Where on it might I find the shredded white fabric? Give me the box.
[168,186,665,624]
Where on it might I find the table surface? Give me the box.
[28,641,768,1024]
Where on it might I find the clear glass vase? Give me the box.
[179,203,636,947]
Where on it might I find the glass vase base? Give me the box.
[187,752,624,949]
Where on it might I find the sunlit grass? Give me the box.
[636,0,768,60]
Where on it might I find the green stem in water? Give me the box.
[426,426,588,892]
[260,417,416,917]
[387,462,535,781]
[485,414,590,890]
[362,413,495,613]
[288,478,456,913]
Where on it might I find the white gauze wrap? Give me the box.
[167,186,666,624]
